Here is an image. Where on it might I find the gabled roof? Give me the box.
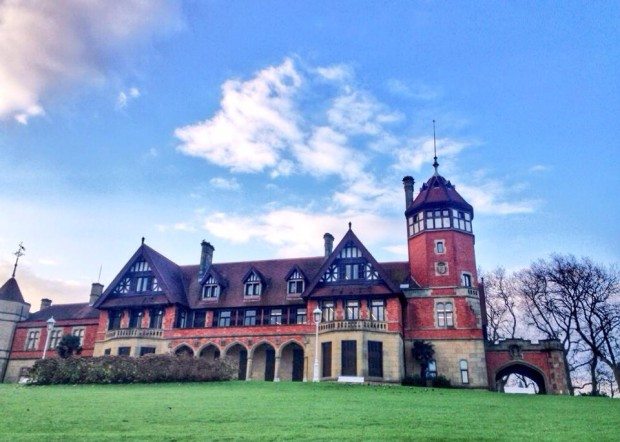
[199,266,226,286]
[95,243,188,309]
[303,228,402,298]
[406,174,473,216]
[284,265,307,281]
[0,277,28,304]
[25,303,99,322]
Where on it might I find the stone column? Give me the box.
[245,356,253,381]
[274,356,281,382]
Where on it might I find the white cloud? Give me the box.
[0,1,179,123]
[327,90,403,136]
[458,180,537,215]
[117,87,141,108]
[529,164,549,173]
[209,177,241,190]
[386,79,441,101]
[315,64,353,81]
[175,58,303,173]
[203,208,399,258]
[393,136,471,173]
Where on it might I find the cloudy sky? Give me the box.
[1,1,618,307]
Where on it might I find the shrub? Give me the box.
[56,335,82,358]
[401,374,426,387]
[431,375,452,388]
[30,355,237,385]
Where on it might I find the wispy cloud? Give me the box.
[209,177,241,190]
[117,87,141,108]
[0,0,180,123]
[529,164,550,173]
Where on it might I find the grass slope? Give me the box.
[0,382,618,441]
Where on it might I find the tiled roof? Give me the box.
[26,303,99,322]
[0,277,28,304]
[406,174,473,216]
[182,257,325,309]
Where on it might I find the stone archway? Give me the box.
[495,362,547,394]
[224,343,248,380]
[199,344,221,361]
[174,344,194,358]
[279,341,305,382]
[250,342,276,381]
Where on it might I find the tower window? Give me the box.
[461,273,472,287]
[437,302,454,327]
[425,210,451,229]
[435,240,445,254]
[453,210,472,232]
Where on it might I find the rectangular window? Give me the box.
[191,310,206,328]
[341,340,357,376]
[202,284,220,299]
[460,360,469,384]
[287,280,304,294]
[72,328,85,346]
[437,302,454,327]
[118,347,131,356]
[176,309,188,328]
[217,310,231,327]
[368,341,383,377]
[108,311,122,330]
[426,360,437,379]
[270,309,283,325]
[370,300,385,321]
[322,342,332,377]
[48,329,63,349]
[129,310,143,328]
[322,301,335,322]
[140,347,156,356]
[149,309,163,329]
[136,276,149,293]
[295,308,307,324]
[104,348,111,355]
[345,300,359,320]
[244,309,257,326]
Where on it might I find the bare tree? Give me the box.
[519,255,620,395]
[483,268,519,342]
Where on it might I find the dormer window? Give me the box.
[244,271,262,297]
[201,276,220,299]
[287,270,304,295]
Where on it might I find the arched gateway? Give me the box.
[485,339,569,395]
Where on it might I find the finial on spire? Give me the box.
[12,242,25,278]
[141,237,145,245]
[432,120,439,175]
[348,221,352,230]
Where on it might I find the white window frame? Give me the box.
[460,359,469,384]
[434,239,446,254]
[72,327,86,346]
[25,329,40,350]
[436,301,454,327]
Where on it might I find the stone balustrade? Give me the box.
[318,320,387,333]
[105,328,163,340]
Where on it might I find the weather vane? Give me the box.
[12,242,25,278]
[432,120,439,175]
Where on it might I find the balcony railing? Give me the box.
[105,328,164,340]
[318,320,388,333]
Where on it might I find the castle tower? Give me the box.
[402,159,487,387]
[0,277,31,381]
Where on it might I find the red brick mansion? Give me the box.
[0,165,569,393]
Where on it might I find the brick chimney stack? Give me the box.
[40,298,52,310]
[323,233,334,258]
[199,240,215,276]
[89,283,104,306]
[402,176,415,209]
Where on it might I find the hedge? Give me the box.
[29,354,238,385]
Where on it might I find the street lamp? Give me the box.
[42,316,56,359]
[312,307,322,382]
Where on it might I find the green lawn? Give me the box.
[0,382,618,441]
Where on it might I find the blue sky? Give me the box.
[1,1,618,306]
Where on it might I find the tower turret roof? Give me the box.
[406,174,473,216]
[0,277,27,304]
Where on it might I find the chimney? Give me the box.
[89,282,104,306]
[323,233,334,258]
[40,298,52,310]
[199,240,215,276]
[402,176,414,209]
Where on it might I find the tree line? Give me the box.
[483,255,619,396]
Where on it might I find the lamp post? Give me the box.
[312,307,322,382]
[42,316,56,359]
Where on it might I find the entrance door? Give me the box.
[292,348,304,381]
[265,348,275,381]
[341,340,357,376]
[368,341,383,377]
[322,342,332,377]
[238,349,247,380]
